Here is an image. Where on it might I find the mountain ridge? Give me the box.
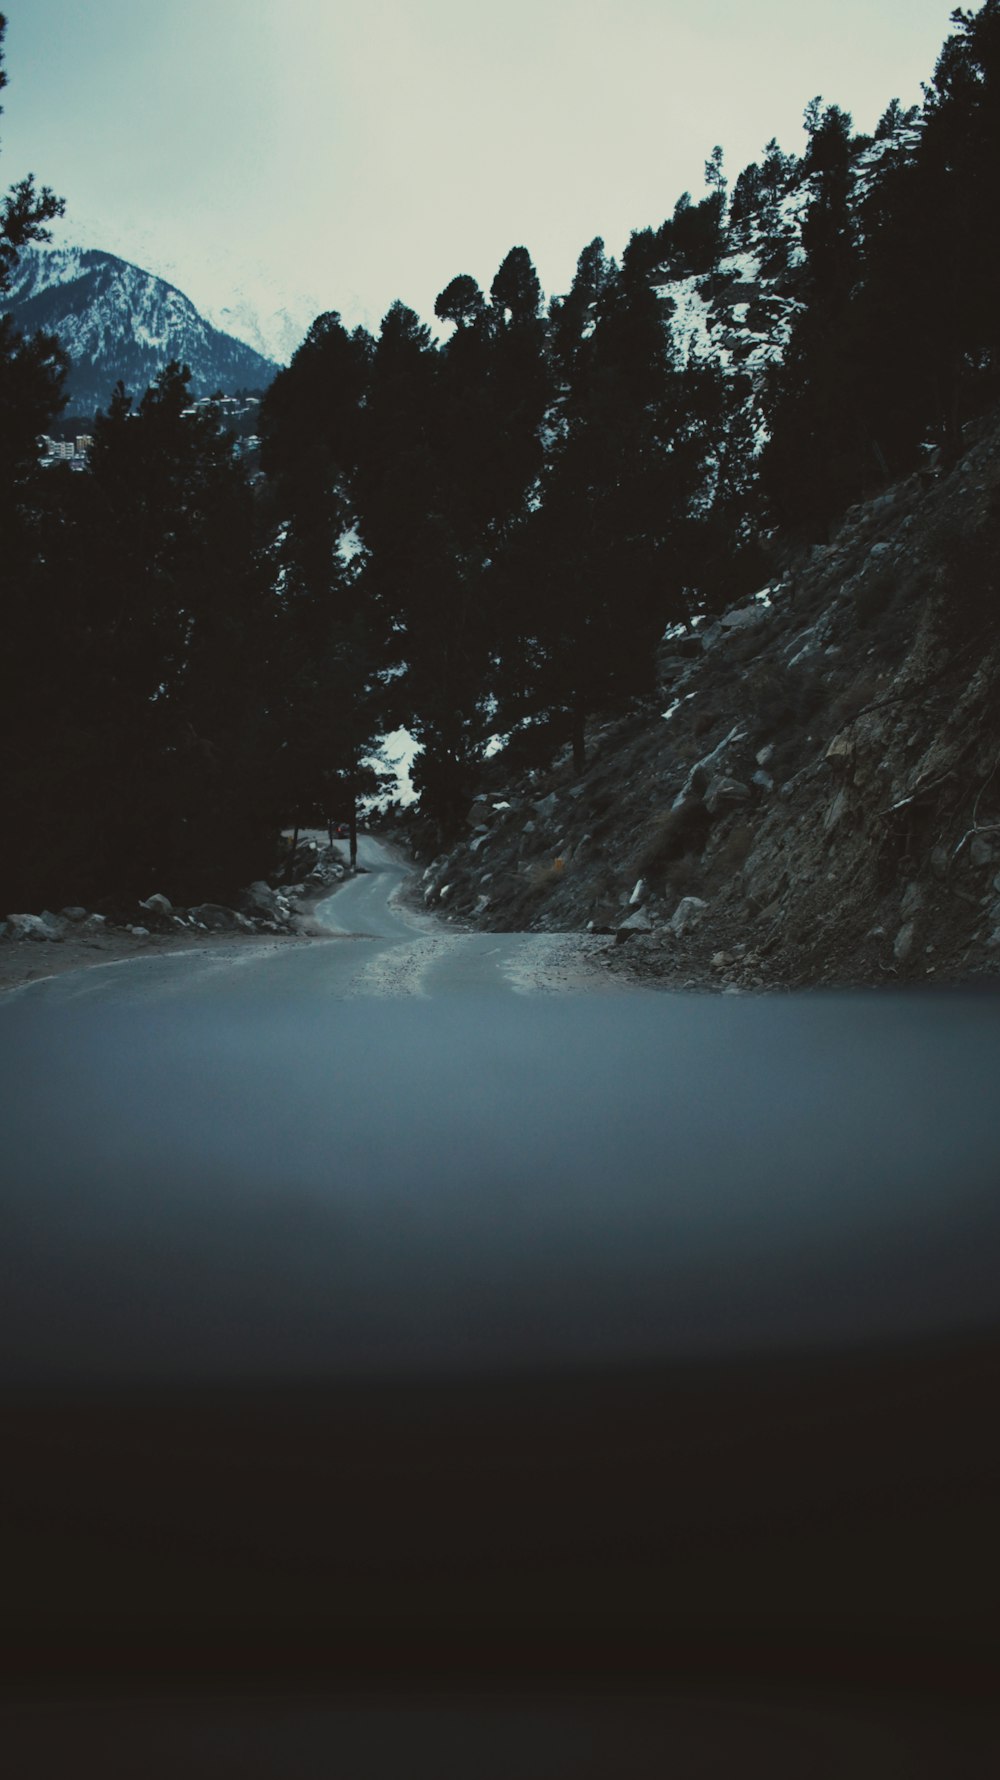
[3,245,278,413]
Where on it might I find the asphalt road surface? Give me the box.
[1,836,612,1008]
[2,838,999,1765]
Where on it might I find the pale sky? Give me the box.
[2,0,960,346]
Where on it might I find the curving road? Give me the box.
[2,836,1000,1718]
[2,835,612,1008]
[2,835,999,1375]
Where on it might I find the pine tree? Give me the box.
[846,1,1000,478]
[548,237,617,383]
[760,102,865,534]
[433,273,485,330]
[260,312,392,859]
[510,262,719,769]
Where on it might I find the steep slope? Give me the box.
[396,405,1000,989]
[3,246,277,411]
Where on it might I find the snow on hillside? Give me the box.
[648,134,896,472]
[205,292,317,367]
[3,246,278,410]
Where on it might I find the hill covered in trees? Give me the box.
[2,2,1000,984]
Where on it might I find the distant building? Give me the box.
[37,434,92,469]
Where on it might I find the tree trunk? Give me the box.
[571,699,586,776]
[348,771,358,873]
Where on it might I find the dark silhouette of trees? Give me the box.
[548,237,617,384]
[506,259,724,770]
[758,0,1000,541]
[3,360,273,908]
[859,0,1000,459]
[8,1,1000,899]
[760,101,864,535]
[434,273,485,330]
[260,312,389,861]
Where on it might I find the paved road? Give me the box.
[1,834,999,1376]
[2,835,611,1008]
[3,837,1000,1714]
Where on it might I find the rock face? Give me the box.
[392,408,1000,989]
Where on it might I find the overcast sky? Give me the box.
[2,0,961,343]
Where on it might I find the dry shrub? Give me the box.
[852,557,904,629]
[662,854,704,898]
[711,821,754,878]
[633,798,711,875]
[743,658,823,733]
[526,857,567,894]
[827,667,883,730]
[931,488,1000,642]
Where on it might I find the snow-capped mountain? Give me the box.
[203,292,312,368]
[3,246,278,413]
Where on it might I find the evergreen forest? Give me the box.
[2,3,999,913]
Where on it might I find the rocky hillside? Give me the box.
[396,406,1000,990]
[4,246,277,410]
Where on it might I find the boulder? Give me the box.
[140,893,172,915]
[60,906,89,922]
[188,903,243,932]
[673,725,745,808]
[704,776,751,816]
[243,881,279,914]
[824,731,854,770]
[671,896,708,937]
[6,912,65,942]
[719,604,769,634]
[823,787,850,833]
[893,921,917,964]
[618,908,654,935]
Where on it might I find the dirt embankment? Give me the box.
[394,409,1000,992]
